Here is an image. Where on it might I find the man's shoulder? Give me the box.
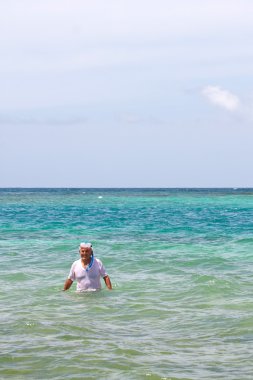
[72,259,81,267]
[94,257,103,265]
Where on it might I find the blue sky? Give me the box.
[1,0,253,187]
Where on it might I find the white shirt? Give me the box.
[68,257,107,291]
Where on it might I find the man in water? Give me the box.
[63,242,112,291]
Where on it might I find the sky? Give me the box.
[1,0,253,187]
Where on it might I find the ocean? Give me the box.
[0,188,253,379]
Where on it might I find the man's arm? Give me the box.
[63,278,73,291]
[103,275,112,290]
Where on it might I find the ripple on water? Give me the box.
[1,189,253,379]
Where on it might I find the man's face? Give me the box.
[80,247,92,261]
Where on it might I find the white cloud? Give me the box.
[202,85,240,111]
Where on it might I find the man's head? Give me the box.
[79,242,93,261]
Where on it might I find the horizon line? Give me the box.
[0,187,252,190]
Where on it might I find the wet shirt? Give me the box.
[68,257,107,291]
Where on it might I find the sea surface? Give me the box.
[0,188,253,380]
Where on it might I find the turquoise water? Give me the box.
[0,188,253,380]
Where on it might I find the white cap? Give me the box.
[80,242,92,248]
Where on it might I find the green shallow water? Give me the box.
[0,188,253,379]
